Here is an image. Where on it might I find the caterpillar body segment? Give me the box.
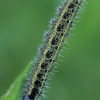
[15,0,86,100]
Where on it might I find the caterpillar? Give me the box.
[15,0,87,100]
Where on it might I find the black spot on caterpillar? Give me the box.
[15,0,87,100]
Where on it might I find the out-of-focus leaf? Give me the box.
[0,62,31,100]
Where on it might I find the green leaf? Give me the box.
[0,62,32,100]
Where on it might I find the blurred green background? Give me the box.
[0,0,100,100]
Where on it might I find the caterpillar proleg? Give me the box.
[16,0,87,100]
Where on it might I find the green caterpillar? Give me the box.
[15,0,87,100]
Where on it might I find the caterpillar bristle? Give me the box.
[44,31,51,42]
[50,71,55,76]
[50,18,57,28]
[38,45,46,55]
[15,0,87,100]
[41,94,47,98]
[56,6,64,16]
